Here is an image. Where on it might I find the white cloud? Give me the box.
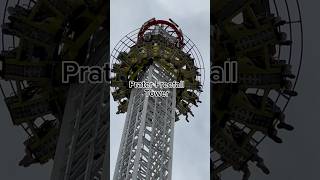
[153,0,209,17]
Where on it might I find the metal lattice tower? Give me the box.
[111,18,205,180]
[51,28,110,180]
[114,64,176,180]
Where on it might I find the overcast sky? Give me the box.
[109,0,210,179]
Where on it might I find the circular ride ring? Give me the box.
[0,0,107,167]
[212,0,303,179]
[0,0,56,138]
[110,19,205,121]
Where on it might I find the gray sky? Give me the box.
[109,0,210,179]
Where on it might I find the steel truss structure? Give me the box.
[111,19,204,180]
[114,64,176,180]
[51,28,110,180]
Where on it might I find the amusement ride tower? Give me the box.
[111,18,204,180]
[0,0,110,179]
